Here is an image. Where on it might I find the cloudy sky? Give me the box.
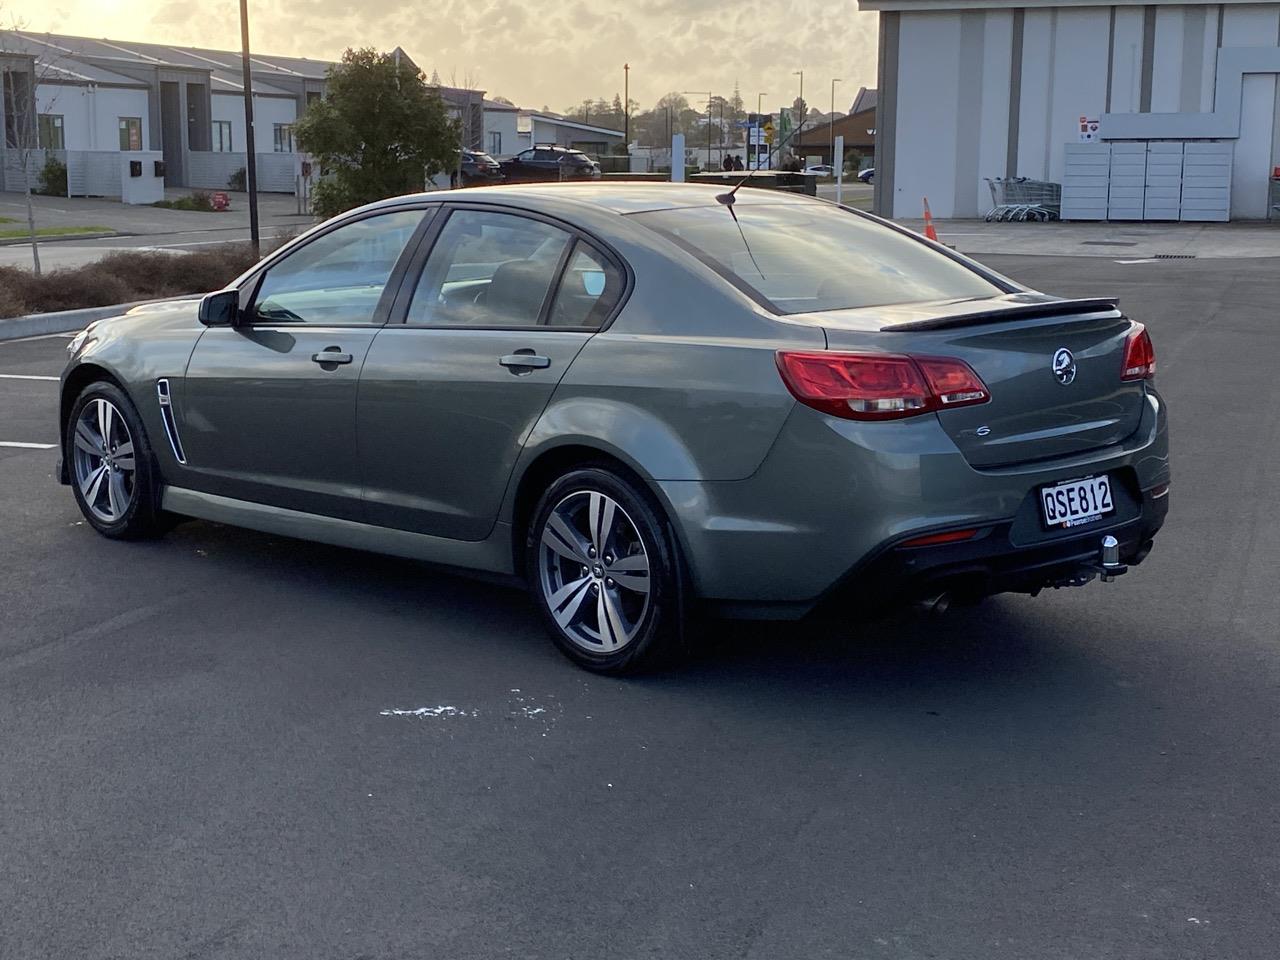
[5,0,880,114]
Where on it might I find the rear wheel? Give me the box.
[527,467,683,674]
[66,381,166,539]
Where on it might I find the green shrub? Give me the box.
[0,244,264,319]
[228,167,247,191]
[153,191,217,212]
[36,155,68,197]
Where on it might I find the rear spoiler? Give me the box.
[882,298,1122,332]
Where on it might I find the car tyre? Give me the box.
[66,381,167,540]
[527,466,684,674]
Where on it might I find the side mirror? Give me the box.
[198,289,240,326]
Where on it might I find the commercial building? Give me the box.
[516,111,626,156]
[862,0,1280,221]
[794,86,877,167]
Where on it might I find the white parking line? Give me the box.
[0,332,76,343]
[0,374,58,381]
[0,441,56,449]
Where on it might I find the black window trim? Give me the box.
[236,203,440,329]
[386,202,632,334]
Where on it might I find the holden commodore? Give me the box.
[58,183,1170,673]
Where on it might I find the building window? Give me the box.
[38,114,64,150]
[118,117,142,151]
[273,123,294,153]
[212,121,233,152]
[488,130,501,155]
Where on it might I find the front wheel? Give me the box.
[66,381,167,539]
[527,467,684,674]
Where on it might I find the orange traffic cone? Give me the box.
[922,197,939,242]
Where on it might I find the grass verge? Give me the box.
[0,225,113,240]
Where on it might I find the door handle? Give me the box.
[498,352,551,370]
[312,349,353,365]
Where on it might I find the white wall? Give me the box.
[1222,4,1280,217]
[889,1,1280,219]
[212,93,298,154]
[35,84,150,152]
[483,109,518,157]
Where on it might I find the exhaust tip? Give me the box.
[915,591,952,616]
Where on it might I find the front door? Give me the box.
[358,207,625,540]
[180,208,430,520]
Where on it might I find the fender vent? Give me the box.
[156,379,187,464]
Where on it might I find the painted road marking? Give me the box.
[0,374,58,381]
[0,441,56,449]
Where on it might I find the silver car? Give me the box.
[58,184,1170,673]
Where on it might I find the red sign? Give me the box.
[211,192,231,211]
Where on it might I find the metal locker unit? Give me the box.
[1107,142,1147,220]
[1061,143,1111,220]
[1143,142,1184,221]
[1180,142,1232,222]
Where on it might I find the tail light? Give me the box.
[775,351,989,422]
[1121,323,1156,380]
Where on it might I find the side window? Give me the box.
[252,210,425,325]
[533,149,558,163]
[516,149,535,162]
[548,242,624,328]
[406,210,572,327]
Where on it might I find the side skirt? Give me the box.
[161,486,516,576]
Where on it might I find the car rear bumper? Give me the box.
[813,488,1168,616]
[658,389,1170,615]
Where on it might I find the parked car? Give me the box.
[500,146,601,183]
[58,183,1169,674]
[804,164,836,177]
[451,149,504,188]
[857,167,875,183]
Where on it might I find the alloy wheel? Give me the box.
[72,398,137,524]
[538,490,651,654]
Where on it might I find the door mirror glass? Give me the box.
[198,289,239,326]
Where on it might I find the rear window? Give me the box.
[629,203,1004,314]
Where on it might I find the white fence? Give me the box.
[189,151,297,193]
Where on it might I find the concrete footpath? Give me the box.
[901,217,1280,259]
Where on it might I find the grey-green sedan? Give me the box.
[58,184,1170,673]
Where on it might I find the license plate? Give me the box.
[1040,475,1114,529]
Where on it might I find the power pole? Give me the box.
[239,0,260,256]
[623,63,630,147]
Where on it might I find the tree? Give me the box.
[295,48,460,219]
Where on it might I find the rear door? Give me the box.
[357,206,626,540]
[180,207,431,519]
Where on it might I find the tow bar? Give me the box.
[1099,535,1128,582]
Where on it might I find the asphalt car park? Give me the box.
[1,253,1277,958]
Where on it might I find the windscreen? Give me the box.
[630,203,1004,314]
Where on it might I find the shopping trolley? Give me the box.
[985,177,1062,222]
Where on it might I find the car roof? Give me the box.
[368,181,820,216]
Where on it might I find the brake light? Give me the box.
[1121,323,1156,380]
[775,351,990,421]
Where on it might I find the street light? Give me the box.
[830,78,842,170]
[682,90,712,170]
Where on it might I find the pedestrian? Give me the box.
[722,154,733,172]
[732,154,745,171]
